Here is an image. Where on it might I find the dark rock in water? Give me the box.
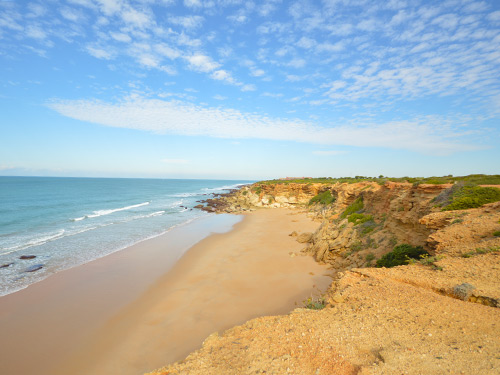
[1,263,14,269]
[194,204,204,209]
[24,264,43,273]
[20,255,36,260]
[202,206,216,212]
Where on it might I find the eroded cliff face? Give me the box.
[217,181,455,269]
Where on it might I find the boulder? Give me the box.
[1,263,13,269]
[297,232,313,243]
[24,264,43,273]
[20,255,36,260]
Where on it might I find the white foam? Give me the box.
[72,202,150,221]
[1,229,66,254]
[168,192,200,198]
[201,183,245,192]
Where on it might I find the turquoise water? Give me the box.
[0,177,252,296]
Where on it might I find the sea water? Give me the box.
[0,176,253,296]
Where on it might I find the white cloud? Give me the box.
[96,0,122,16]
[241,84,256,91]
[138,54,159,67]
[155,44,181,59]
[47,97,482,155]
[169,15,204,29]
[487,10,500,22]
[287,58,306,68]
[86,45,114,59]
[110,32,131,42]
[296,36,316,49]
[250,68,265,77]
[121,7,152,29]
[184,0,203,8]
[210,69,237,84]
[25,25,47,40]
[60,8,83,22]
[186,54,220,72]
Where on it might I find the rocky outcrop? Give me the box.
[419,201,500,256]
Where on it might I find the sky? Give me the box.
[1,0,499,180]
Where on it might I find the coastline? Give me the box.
[0,208,330,375]
[0,213,242,375]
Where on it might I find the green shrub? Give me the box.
[348,213,373,225]
[350,241,363,252]
[376,244,429,268]
[253,186,262,195]
[365,252,375,262]
[341,197,364,218]
[309,190,335,205]
[362,225,375,235]
[493,231,500,237]
[442,185,500,211]
[242,190,248,195]
[303,296,326,310]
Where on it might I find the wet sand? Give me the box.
[0,209,331,375]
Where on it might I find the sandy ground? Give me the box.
[153,257,500,375]
[0,208,331,375]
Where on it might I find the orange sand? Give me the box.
[0,209,331,375]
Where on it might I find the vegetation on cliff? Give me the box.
[440,185,500,211]
[375,244,429,268]
[258,174,500,186]
[308,190,335,205]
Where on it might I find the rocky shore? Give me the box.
[152,180,500,374]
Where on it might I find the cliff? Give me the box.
[149,181,500,375]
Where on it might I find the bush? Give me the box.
[347,213,373,225]
[441,185,500,211]
[365,253,375,262]
[303,296,326,310]
[494,231,500,237]
[309,190,335,205]
[341,197,364,218]
[376,244,429,268]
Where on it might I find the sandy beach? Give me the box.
[0,208,331,375]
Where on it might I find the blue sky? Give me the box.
[1,0,499,180]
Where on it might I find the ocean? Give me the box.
[0,176,253,296]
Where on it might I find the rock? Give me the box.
[1,263,14,268]
[297,232,313,243]
[20,255,36,260]
[24,264,43,273]
[453,283,475,301]
[289,231,298,237]
[331,293,345,303]
[194,204,204,209]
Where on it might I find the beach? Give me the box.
[0,208,331,375]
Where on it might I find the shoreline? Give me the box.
[0,213,242,375]
[0,213,221,298]
[0,208,331,375]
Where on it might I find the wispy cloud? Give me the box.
[47,96,483,155]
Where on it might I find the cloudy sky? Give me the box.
[1,0,499,179]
